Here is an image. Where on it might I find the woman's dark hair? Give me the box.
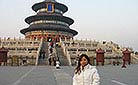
[74,54,90,74]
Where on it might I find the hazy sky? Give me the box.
[0,0,138,51]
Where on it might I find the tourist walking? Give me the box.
[73,54,100,85]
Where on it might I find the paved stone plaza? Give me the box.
[0,64,138,85]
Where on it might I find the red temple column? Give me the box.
[96,48,105,66]
[122,48,131,68]
[0,47,8,66]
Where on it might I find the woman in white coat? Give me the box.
[73,54,100,85]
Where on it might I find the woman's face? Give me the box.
[80,56,88,67]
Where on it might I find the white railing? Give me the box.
[131,54,138,64]
[35,39,43,65]
[66,51,72,66]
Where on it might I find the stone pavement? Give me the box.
[0,64,138,85]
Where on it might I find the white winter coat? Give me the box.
[73,64,100,85]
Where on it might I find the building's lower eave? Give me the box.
[20,27,78,36]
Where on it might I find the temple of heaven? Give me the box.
[20,0,78,42]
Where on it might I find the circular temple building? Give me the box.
[20,0,78,42]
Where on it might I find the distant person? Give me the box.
[22,57,27,65]
[113,61,116,66]
[73,54,100,85]
[53,57,56,66]
[49,48,53,53]
[55,60,60,69]
[48,57,51,65]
